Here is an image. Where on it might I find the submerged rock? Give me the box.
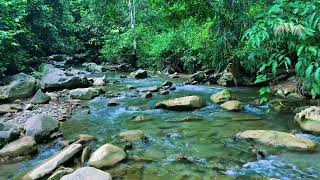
[88,144,126,168]
[210,89,232,104]
[156,96,206,111]
[69,87,102,100]
[137,86,158,92]
[41,64,89,91]
[220,100,242,111]
[119,130,145,142]
[23,143,83,180]
[0,73,37,101]
[131,115,153,122]
[48,167,74,180]
[238,130,317,151]
[61,167,112,180]
[294,106,320,134]
[130,69,148,79]
[107,100,121,106]
[77,134,97,144]
[24,114,60,142]
[166,116,202,123]
[0,123,22,148]
[31,89,51,104]
[0,136,36,157]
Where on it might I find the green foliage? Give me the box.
[242,0,320,97]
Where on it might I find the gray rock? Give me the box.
[294,106,320,134]
[82,63,103,73]
[25,114,60,142]
[23,143,83,180]
[220,100,242,111]
[88,76,108,86]
[156,96,206,111]
[61,167,111,180]
[69,88,102,100]
[48,167,74,180]
[0,73,37,101]
[130,69,148,79]
[118,130,145,142]
[0,136,37,157]
[238,130,317,151]
[31,89,51,104]
[210,90,232,104]
[0,104,22,115]
[81,147,91,163]
[41,64,89,91]
[0,123,22,148]
[88,144,126,168]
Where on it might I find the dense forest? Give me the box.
[1,0,320,96]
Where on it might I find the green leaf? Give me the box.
[297,45,304,56]
[315,68,320,84]
[308,46,318,56]
[272,61,278,76]
[306,64,314,79]
[295,60,303,76]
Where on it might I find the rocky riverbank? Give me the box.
[0,62,320,179]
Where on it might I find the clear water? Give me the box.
[1,72,319,180]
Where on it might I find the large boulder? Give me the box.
[24,114,60,142]
[118,130,145,142]
[294,106,320,134]
[210,90,232,104]
[156,96,206,111]
[0,136,36,157]
[82,63,103,73]
[40,64,89,91]
[69,87,102,100]
[31,89,51,104]
[88,144,126,168]
[220,100,242,111]
[0,123,22,148]
[23,143,83,180]
[0,73,37,101]
[130,69,148,79]
[61,167,112,180]
[238,130,317,151]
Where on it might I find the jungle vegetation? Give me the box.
[1,0,319,96]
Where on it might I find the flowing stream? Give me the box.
[1,72,320,180]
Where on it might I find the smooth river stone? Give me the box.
[238,130,317,151]
[23,143,83,180]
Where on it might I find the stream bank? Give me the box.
[0,63,320,180]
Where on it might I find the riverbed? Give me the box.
[1,72,319,180]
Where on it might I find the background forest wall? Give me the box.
[1,0,319,96]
